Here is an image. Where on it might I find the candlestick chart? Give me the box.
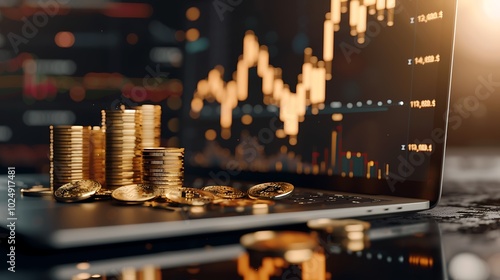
[183,0,452,182]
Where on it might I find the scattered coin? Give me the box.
[165,187,215,206]
[54,180,102,203]
[248,182,294,200]
[201,185,246,199]
[111,184,156,202]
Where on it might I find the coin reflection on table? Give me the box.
[238,230,325,280]
[308,218,371,252]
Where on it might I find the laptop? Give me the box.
[0,0,458,249]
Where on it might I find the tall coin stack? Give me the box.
[142,147,184,192]
[89,126,105,186]
[139,104,162,148]
[103,109,143,190]
[50,125,91,191]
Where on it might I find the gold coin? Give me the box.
[201,185,246,199]
[165,187,214,206]
[248,182,294,200]
[54,180,102,202]
[111,184,156,202]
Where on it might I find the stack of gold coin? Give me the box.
[50,125,91,190]
[89,126,105,186]
[142,147,184,192]
[103,109,143,190]
[139,105,161,148]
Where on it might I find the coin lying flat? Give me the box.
[306,218,370,235]
[54,180,102,202]
[248,182,294,200]
[111,184,156,202]
[165,187,215,206]
[202,185,246,199]
[20,185,53,197]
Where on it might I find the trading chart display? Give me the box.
[182,0,457,200]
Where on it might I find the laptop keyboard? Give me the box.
[282,190,385,205]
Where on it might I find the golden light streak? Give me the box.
[324,13,334,62]
[236,59,248,101]
[243,31,259,66]
[357,5,367,44]
[331,131,337,169]
[341,0,348,13]
[350,0,360,36]
[331,0,341,30]
[310,61,326,105]
[387,0,396,26]
[296,83,307,118]
[376,0,386,20]
[302,62,313,91]
[257,46,270,77]
[262,66,274,95]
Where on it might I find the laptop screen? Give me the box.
[181,0,457,206]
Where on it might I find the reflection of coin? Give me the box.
[91,189,113,200]
[54,180,102,202]
[111,184,156,202]
[240,231,317,264]
[307,219,370,235]
[20,185,53,197]
[248,182,294,200]
[201,185,246,199]
[165,187,214,206]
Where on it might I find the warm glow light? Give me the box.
[186,28,200,42]
[205,129,217,141]
[55,31,75,48]
[186,7,200,21]
[70,86,85,102]
[483,0,500,20]
[241,114,253,125]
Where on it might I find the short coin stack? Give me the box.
[50,125,91,190]
[139,105,161,148]
[89,126,105,186]
[142,147,184,192]
[103,109,143,190]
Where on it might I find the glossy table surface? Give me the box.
[1,148,499,280]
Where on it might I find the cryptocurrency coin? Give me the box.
[111,184,156,202]
[248,182,294,200]
[240,231,317,264]
[202,185,246,199]
[165,187,214,206]
[53,180,102,202]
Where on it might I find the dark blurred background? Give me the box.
[0,0,499,174]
